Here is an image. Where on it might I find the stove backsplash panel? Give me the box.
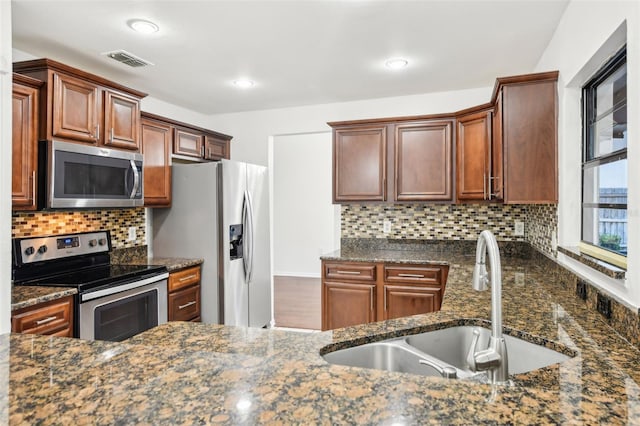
[11,208,146,249]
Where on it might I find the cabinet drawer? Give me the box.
[168,266,201,292]
[11,295,73,336]
[169,284,201,322]
[324,262,376,282]
[384,265,444,285]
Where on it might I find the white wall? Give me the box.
[535,0,640,307]
[209,87,492,166]
[271,132,339,277]
[1,1,13,334]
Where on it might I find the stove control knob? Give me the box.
[24,246,35,256]
[98,238,107,246]
[37,245,48,254]
[89,239,98,247]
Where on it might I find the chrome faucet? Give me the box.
[468,230,509,383]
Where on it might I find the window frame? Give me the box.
[580,46,627,269]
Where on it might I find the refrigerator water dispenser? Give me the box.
[229,224,243,260]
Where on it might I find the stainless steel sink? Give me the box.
[405,326,572,375]
[322,339,459,378]
[322,326,573,379]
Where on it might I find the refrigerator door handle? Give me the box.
[245,190,255,285]
[242,191,250,283]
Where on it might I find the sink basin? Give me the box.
[322,340,449,377]
[323,325,573,379]
[406,326,572,375]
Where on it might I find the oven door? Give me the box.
[79,276,168,341]
[48,139,143,208]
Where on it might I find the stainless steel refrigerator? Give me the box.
[152,160,272,328]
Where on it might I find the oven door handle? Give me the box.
[80,272,169,302]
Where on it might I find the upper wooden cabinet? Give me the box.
[141,113,173,207]
[205,135,230,161]
[13,58,146,151]
[456,107,492,201]
[329,71,558,205]
[330,118,454,203]
[12,74,42,211]
[174,127,204,158]
[333,125,387,202]
[495,73,558,203]
[395,121,453,202]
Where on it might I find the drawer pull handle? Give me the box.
[179,274,198,282]
[398,273,425,278]
[336,270,361,275]
[178,301,197,310]
[35,316,57,325]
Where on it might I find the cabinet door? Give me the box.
[502,82,557,203]
[395,121,453,201]
[12,82,38,210]
[333,126,386,202]
[168,284,201,322]
[491,91,504,200]
[382,285,442,321]
[174,128,204,158]
[456,110,492,200]
[11,296,74,337]
[322,281,376,330]
[52,72,100,143]
[104,90,141,151]
[141,118,172,207]
[205,135,230,160]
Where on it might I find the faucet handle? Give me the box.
[466,329,481,370]
[472,264,489,291]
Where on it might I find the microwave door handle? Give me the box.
[129,160,140,199]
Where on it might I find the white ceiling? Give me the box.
[11,0,569,115]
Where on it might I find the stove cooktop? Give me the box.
[16,264,168,293]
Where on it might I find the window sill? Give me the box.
[557,246,626,280]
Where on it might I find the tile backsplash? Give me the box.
[11,208,146,249]
[341,203,558,257]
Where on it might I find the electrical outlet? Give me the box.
[514,221,525,236]
[128,226,137,241]
[576,280,587,301]
[383,220,392,234]
[596,293,612,319]
[514,272,525,286]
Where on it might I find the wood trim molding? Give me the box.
[141,111,233,141]
[14,58,148,98]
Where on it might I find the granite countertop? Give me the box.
[127,256,204,272]
[4,249,640,423]
[11,286,77,311]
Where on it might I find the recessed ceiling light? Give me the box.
[128,19,159,34]
[385,58,409,70]
[233,79,255,89]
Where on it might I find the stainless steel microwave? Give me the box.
[42,140,143,208]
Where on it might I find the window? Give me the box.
[581,46,627,268]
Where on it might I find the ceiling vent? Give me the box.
[103,50,154,67]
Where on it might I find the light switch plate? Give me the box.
[514,221,525,236]
[128,226,137,241]
[514,272,525,286]
[383,220,391,234]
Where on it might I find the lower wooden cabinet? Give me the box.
[168,265,201,322]
[11,295,74,337]
[323,281,376,330]
[321,260,448,330]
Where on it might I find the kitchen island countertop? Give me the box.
[4,247,640,424]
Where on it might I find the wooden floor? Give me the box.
[274,276,321,330]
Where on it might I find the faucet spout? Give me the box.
[470,230,508,383]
